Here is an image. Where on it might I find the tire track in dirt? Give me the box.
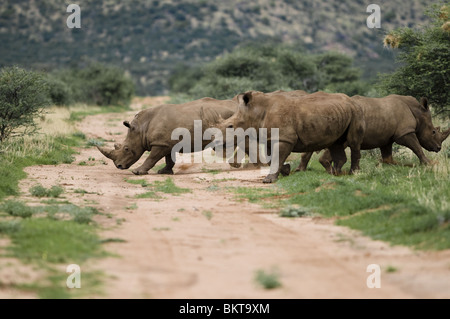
[17,98,450,298]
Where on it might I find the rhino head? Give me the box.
[97,120,146,169]
[415,98,448,152]
[202,91,265,150]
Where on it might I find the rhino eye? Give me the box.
[227,125,233,129]
[433,130,436,134]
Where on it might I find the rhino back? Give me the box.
[265,92,354,151]
[145,98,236,148]
[352,95,417,149]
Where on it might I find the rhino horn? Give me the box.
[441,128,450,142]
[97,146,116,160]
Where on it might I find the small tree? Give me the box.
[0,66,50,142]
[379,4,450,117]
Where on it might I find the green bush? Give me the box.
[0,66,50,142]
[49,63,135,107]
[46,73,73,106]
[169,44,370,99]
[1,200,33,218]
[29,184,64,198]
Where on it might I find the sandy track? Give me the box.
[14,98,450,299]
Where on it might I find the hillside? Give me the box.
[0,0,431,95]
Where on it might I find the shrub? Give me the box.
[254,268,282,289]
[46,73,73,106]
[29,184,64,198]
[169,43,369,99]
[0,66,50,142]
[1,200,33,218]
[378,4,450,117]
[49,63,135,107]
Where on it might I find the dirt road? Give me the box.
[17,97,450,298]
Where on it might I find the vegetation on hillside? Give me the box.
[0,0,430,95]
[47,63,135,107]
[169,44,372,100]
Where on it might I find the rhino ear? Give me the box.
[123,121,131,128]
[442,127,450,142]
[420,97,429,110]
[238,92,252,109]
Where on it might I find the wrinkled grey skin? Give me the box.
[97,97,238,175]
[297,95,449,172]
[210,90,365,183]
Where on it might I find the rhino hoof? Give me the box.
[280,164,291,176]
[263,174,278,183]
[132,169,149,175]
[157,167,174,175]
[228,162,242,168]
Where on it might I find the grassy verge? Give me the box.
[0,106,116,298]
[0,133,85,201]
[68,104,130,122]
[234,148,450,251]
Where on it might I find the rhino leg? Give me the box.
[395,133,431,165]
[158,154,175,175]
[328,144,347,175]
[380,144,397,165]
[318,149,333,173]
[263,141,293,183]
[132,146,171,175]
[296,152,313,172]
[349,146,361,173]
[280,163,291,176]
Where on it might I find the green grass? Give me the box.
[126,177,191,196]
[29,184,64,198]
[233,186,283,208]
[1,200,34,218]
[254,268,282,290]
[231,150,450,250]
[0,133,84,201]
[201,168,222,175]
[134,191,161,199]
[68,105,130,122]
[4,218,104,263]
[74,188,99,195]
[86,138,105,147]
[279,205,310,218]
[272,152,450,250]
[202,210,213,220]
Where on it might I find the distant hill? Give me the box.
[0,0,431,95]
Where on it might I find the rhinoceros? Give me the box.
[209,90,365,183]
[97,97,239,175]
[297,95,449,172]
